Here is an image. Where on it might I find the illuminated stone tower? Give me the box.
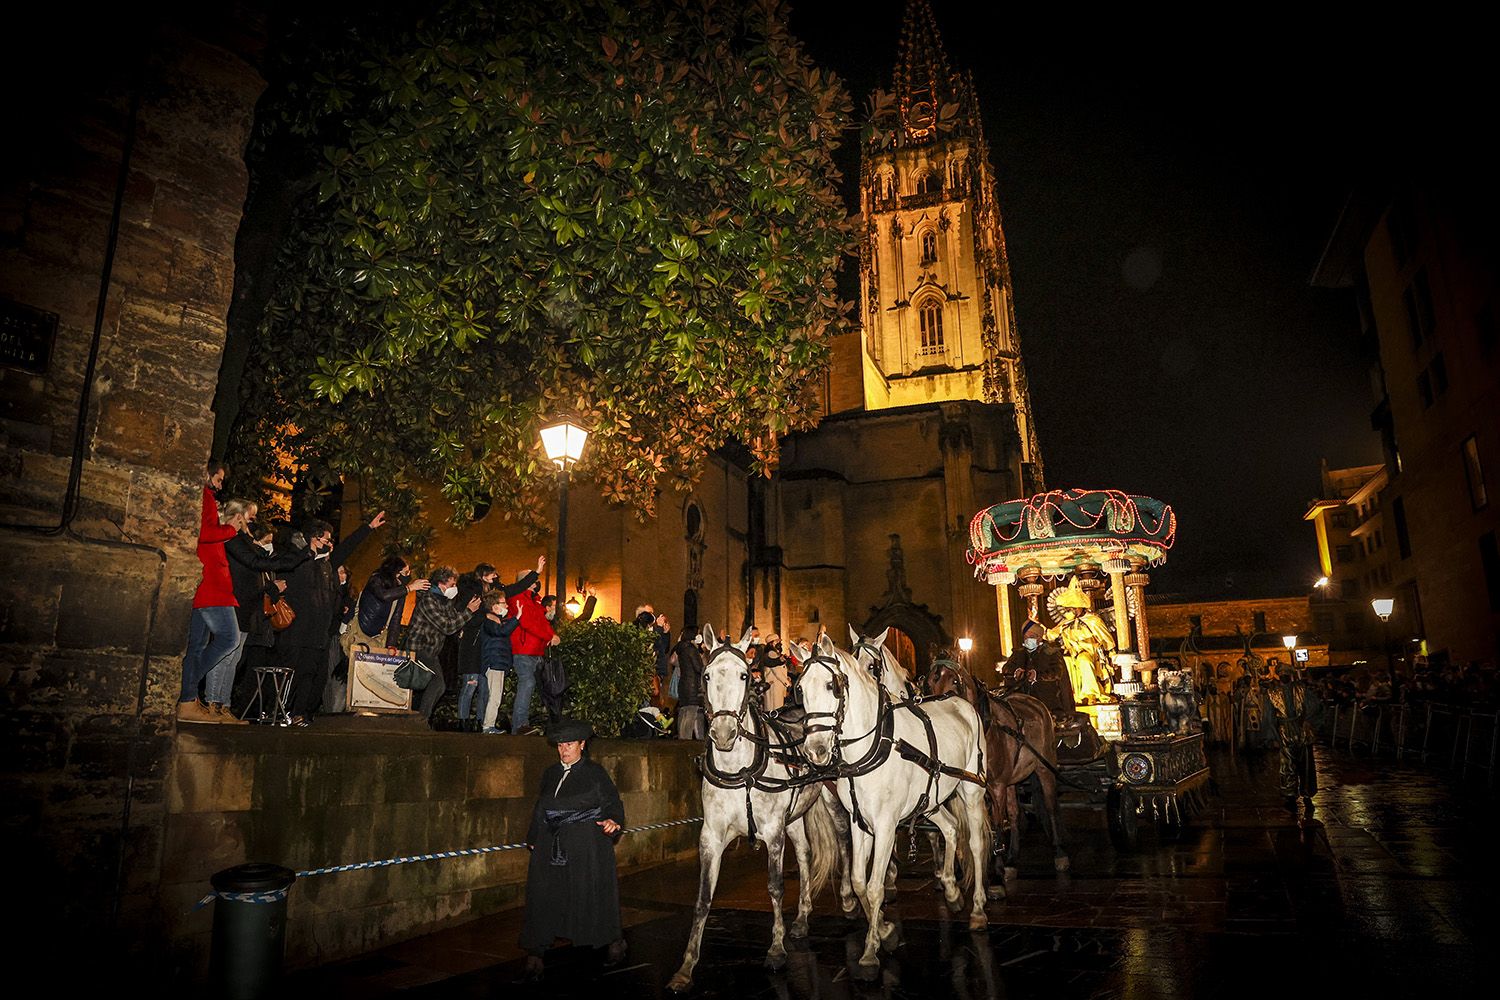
[856,0,1042,487]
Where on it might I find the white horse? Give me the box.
[794,632,990,975]
[668,625,854,992]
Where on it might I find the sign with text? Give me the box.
[348,648,415,712]
[0,300,57,375]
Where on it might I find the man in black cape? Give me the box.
[520,719,626,980]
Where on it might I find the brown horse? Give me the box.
[925,659,1069,890]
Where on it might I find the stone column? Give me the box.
[1103,557,1132,654]
[1126,567,1152,657]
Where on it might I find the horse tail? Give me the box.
[800,794,838,900]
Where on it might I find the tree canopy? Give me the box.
[230,0,852,546]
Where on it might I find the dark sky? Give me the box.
[785,2,1470,598]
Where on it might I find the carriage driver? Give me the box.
[1003,621,1076,719]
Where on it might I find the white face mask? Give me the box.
[1023,638,1039,651]
[546,610,556,620]
[441,585,458,600]
[259,542,273,553]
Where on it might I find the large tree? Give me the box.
[230,0,852,546]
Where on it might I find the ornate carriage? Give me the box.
[968,488,1211,850]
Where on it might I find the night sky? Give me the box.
[787,2,1484,599]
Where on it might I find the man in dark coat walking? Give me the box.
[520,719,626,980]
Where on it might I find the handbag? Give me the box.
[263,594,295,630]
[541,654,569,698]
[393,655,434,692]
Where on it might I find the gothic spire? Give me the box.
[893,0,967,145]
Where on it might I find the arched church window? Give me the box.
[918,298,944,356]
[920,230,938,266]
[915,170,938,196]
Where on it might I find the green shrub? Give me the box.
[483,616,655,736]
[556,617,656,737]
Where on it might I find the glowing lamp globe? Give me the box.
[540,418,589,467]
[957,637,974,653]
[1281,634,1297,651]
[564,595,582,617]
[1371,597,1395,622]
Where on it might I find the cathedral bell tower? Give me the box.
[855,0,1042,486]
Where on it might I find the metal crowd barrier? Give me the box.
[1320,701,1498,788]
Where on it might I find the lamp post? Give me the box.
[957,636,973,672]
[539,416,589,623]
[1371,597,1395,676]
[1281,633,1297,676]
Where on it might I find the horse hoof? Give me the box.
[841,900,861,917]
[855,959,881,981]
[765,951,787,972]
[945,894,964,914]
[667,973,693,993]
[985,885,1007,901]
[969,914,989,931]
[1055,856,1071,873]
[1004,866,1019,882]
[789,921,809,939]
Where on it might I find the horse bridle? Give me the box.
[926,658,965,699]
[851,639,886,683]
[702,642,755,738]
[794,653,847,742]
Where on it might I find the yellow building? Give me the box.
[1303,461,1391,663]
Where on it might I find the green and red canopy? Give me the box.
[967,488,1177,584]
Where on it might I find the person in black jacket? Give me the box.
[672,629,706,741]
[281,511,386,726]
[352,556,430,649]
[520,719,626,980]
[219,505,310,720]
[1003,621,1075,718]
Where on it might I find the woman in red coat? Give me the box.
[178,461,240,723]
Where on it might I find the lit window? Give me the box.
[918,299,944,356]
[1463,435,1488,510]
[920,231,938,265]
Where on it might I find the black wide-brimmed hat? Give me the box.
[547,719,593,744]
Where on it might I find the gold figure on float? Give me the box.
[1044,578,1117,704]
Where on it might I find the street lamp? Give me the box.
[957,636,973,670]
[540,416,589,623]
[1371,597,1396,676]
[1281,633,1297,675]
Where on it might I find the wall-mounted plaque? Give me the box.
[0,299,58,375]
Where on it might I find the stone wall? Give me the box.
[0,13,265,971]
[163,728,703,978]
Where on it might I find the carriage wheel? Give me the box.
[1107,785,1140,852]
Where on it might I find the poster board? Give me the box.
[348,648,415,712]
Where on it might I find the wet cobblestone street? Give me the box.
[294,748,1494,998]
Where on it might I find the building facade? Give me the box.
[1304,460,1391,663]
[1313,184,1500,667]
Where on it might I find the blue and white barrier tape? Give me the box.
[192,816,703,910]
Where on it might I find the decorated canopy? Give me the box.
[968,488,1177,584]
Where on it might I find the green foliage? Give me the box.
[555,617,656,737]
[229,0,853,547]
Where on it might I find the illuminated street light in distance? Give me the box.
[957,637,973,653]
[1371,597,1395,622]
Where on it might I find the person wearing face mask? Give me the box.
[280,511,387,727]
[510,571,560,735]
[456,557,544,730]
[220,501,311,721]
[1003,620,1074,718]
[353,556,430,652]
[405,566,483,725]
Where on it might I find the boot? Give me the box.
[211,703,249,726]
[176,700,216,724]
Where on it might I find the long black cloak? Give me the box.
[519,758,625,950]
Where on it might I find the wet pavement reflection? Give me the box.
[294,748,1492,997]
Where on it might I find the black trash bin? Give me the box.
[209,862,296,999]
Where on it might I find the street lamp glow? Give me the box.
[1314,576,1329,589]
[1371,597,1395,622]
[957,636,974,653]
[539,418,589,467]
[1281,634,1297,651]
[564,595,582,617]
